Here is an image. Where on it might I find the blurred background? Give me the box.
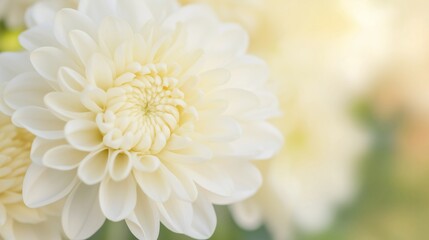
[2,0,429,239]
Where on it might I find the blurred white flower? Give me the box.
[224,0,374,239]
[0,0,282,239]
[0,113,62,240]
[0,0,77,28]
[232,80,368,240]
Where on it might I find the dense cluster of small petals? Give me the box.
[0,113,62,240]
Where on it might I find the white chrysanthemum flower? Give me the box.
[0,0,282,239]
[0,0,77,28]
[231,81,368,240]
[0,113,62,240]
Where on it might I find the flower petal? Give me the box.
[206,24,249,59]
[195,116,241,142]
[229,122,283,160]
[203,162,262,205]
[64,119,104,151]
[99,176,137,221]
[143,0,178,21]
[157,197,193,234]
[226,55,269,89]
[54,8,97,48]
[134,168,171,202]
[4,72,52,110]
[45,92,93,120]
[125,191,160,240]
[12,107,65,139]
[108,150,133,181]
[78,0,115,25]
[116,0,152,31]
[69,30,99,65]
[86,53,114,90]
[31,137,67,164]
[185,163,234,197]
[43,145,87,170]
[133,155,160,172]
[63,183,106,239]
[23,164,77,208]
[164,5,218,50]
[78,148,109,185]
[58,67,87,93]
[31,46,79,83]
[158,142,212,164]
[19,25,60,51]
[0,52,31,81]
[98,17,133,56]
[82,87,107,113]
[187,196,216,239]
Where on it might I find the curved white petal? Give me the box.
[4,72,52,110]
[19,25,60,51]
[12,107,65,139]
[229,201,263,231]
[64,119,104,151]
[43,145,87,170]
[134,168,171,202]
[58,67,87,93]
[164,5,219,50]
[185,163,233,197]
[0,52,32,81]
[116,0,152,31]
[23,164,77,208]
[164,134,192,151]
[229,122,283,160]
[203,162,262,205]
[195,116,242,142]
[144,0,178,20]
[45,92,93,120]
[86,53,114,90]
[203,24,249,68]
[78,148,109,185]
[187,195,216,239]
[208,88,260,118]
[125,191,160,240]
[157,197,193,234]
[108,150,133,181]
[198,68,230,91]
[158,142,212,164]
[11,221,62,240]
[31,137,67,165]
[99,176,136,221]
[98,17,133,56]
[31,46,80,83]
[161,164,197,202]
[78,0,116,25]
[69,30,100,66]
[133,155,160,172]
[226,55,269,89]
[54,8,97,48]
[63,183,106,240]
[81,87,107,113]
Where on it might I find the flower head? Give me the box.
[0,113,62,240]
[231,80,368,240]
[0,0,282,239]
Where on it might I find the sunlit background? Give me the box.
[1,0,429,239]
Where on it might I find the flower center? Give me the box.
[96,63,185,153]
